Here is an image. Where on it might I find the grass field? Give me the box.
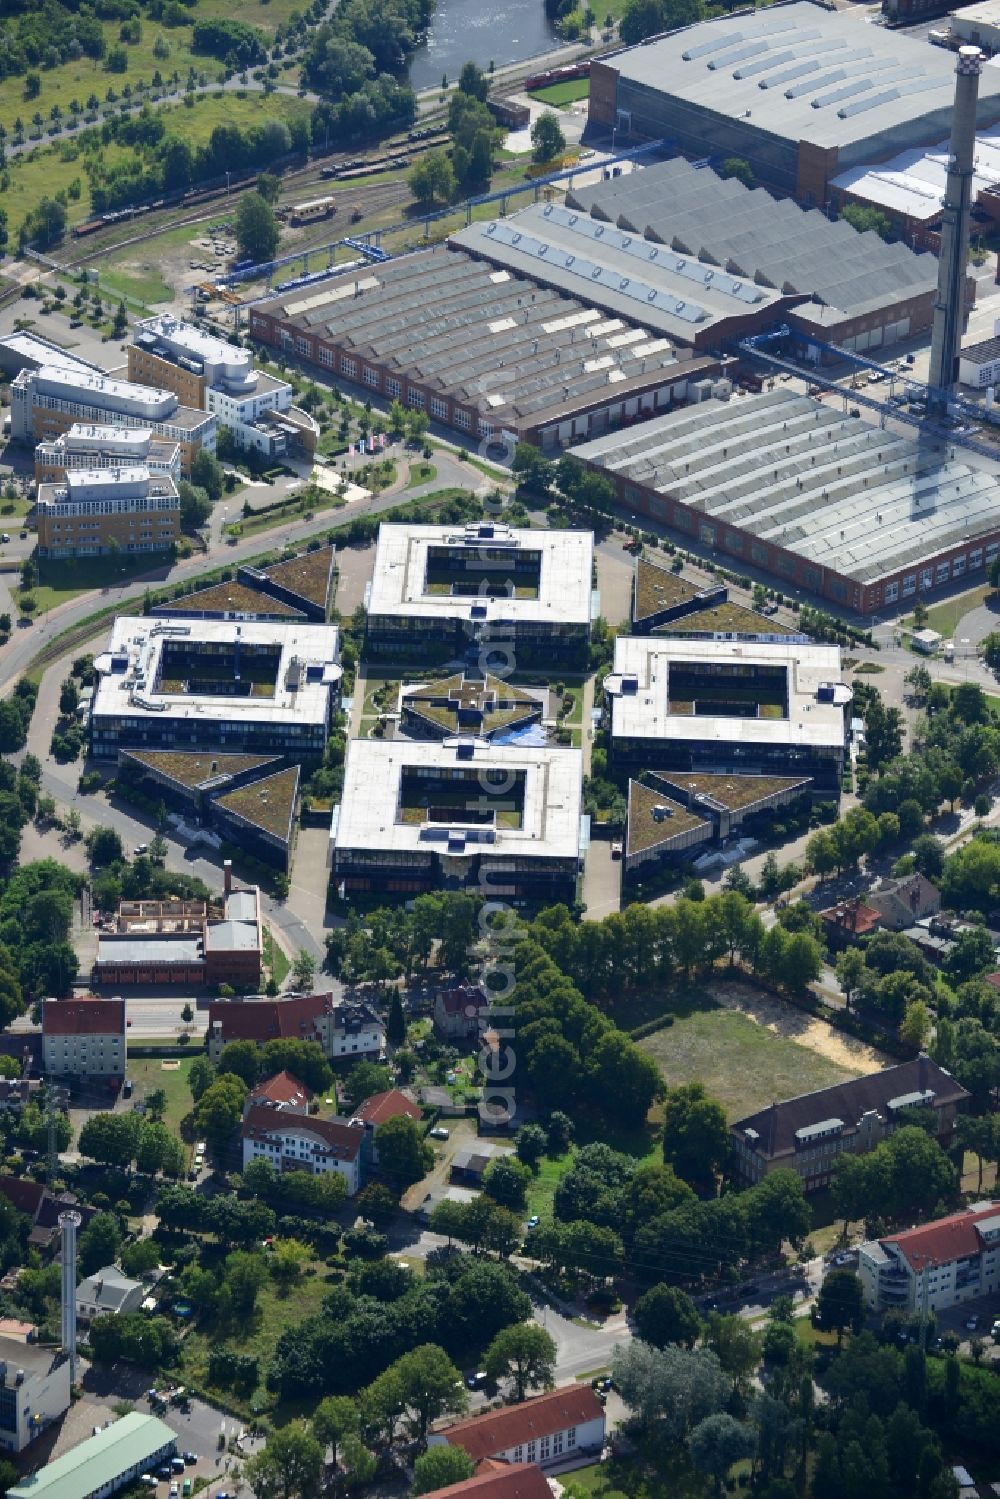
[406,461,438,490]
[525,1150,576,1224]
[4,91,311,242]
[527,79,590,106]
[179,1262,332,1418]
[909,583,992,641]
[636,1002,857,1122]
[92,264,174,306]
[125,1055,195,1136]
[17,549,175,615]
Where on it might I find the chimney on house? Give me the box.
[224,859,233,896]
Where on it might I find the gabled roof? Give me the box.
[437,985,488,1017]
[418,1463,554,1499]
[439,1387,604,1460]
[212,766,300,843]
[123,749,282,791]
[626,779,711,855]
[354,1089,420,1126]
[242,1103,363,1162]
[209,993,334,1043]
[258,546,337,610]
[870,872,940,914]
[249,1070,312,1108]
[154,579,306,620]
[820,900,882,937]
[885,1201,1000,1273]
[732,1057,969,1159]
[43,998,126,1036]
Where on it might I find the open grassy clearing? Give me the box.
[178,1260,333,1418]
[636,1001,858,1122]
[91,264,174,306]
[524,1149,576,1224]
[406,461,438,490]
[125,1055,195,1136]
[16,549,176,615]
[527,79,590,106]
[907,583,992,641]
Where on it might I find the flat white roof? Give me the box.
[91,616,340,729]
[66,465,151,490]
[137,314,249,369]
[62,424,154,447]
[31,364,177,414]
[367,522,594,626]
[831,122,1000,222]
[607,637,847,750]
[334,739,583,862]
[0,332,97,374]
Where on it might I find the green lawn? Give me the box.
[908,583,992,641]
[636,1001,860,1122]
[178,1262,334,1419]
[17,549,176,615]
[525,1150,576,1224]
[527,79,590,106]
[91,265,173,307]
[406,461,438,490]
[262,925,289,989]
[125,1056,195,1137]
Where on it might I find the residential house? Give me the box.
[245,1071,312,1116]
[428,1386,606,1468]
[867,873,941,931]
[0,1177,95,1250]
[415,1463,554,1499]
[819,899,882,951]
[730,1056,970,1192]
[0,1080,41,1116]
[451,1141,515,1186]
[351,1089,421,1165]
[0,1336,71,1453]
[241,1104,364,1196]
[76,1266,145,1324]
[434,986,489,1042]
[207,993,384,1065]
[858,1200,1000,1313]
[42,998,126,1082]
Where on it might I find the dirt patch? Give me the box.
[703,978,889,1073]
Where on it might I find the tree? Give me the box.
[900,998,931,1051]
[612,1340,728,1438]
[408,150,455,205]
[842,202,892,239]
[516,1122,547,1169]
[483,1323,556,1401]
[412,1448,475,1495]
[78,1211,123,1277]
[193,1074,248,1152]
[78,1113,141,1168]
[178,481,212,530]
[256,171,281,204]
[458,61,489,100]
[189,1055,215,1101]
[719,156,754,187]
[815,1269,865,1347]
[661,1082,729,1194]
[375,1114,432,1184]
[633,1284,701,1349]
[190,448,225,502]
[912,834,944,880]
[291,949,315,991]
[836,947,866,1014]
[225,1249,269,1312]
[246,1427,324,1499]
[86,826,123,866]
[531,112,565,163]
[705,1314,762,1396]
[482,1155,532,1210]
[396,1344,468,1444]
[218,1039,262,1088]
[687,1413,755,1499]
[311,1396,357,1467]
[619,0,703,47]
[234,191,281,264]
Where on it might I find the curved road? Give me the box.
[1,447,493,964]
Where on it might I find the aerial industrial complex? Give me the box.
[573,389,1000,614]
[589,3,1000,202]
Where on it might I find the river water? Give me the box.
[408,0,560,92]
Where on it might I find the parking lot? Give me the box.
[933,1292,1000,1358]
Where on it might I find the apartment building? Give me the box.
[35,425,182,485]
[130,316,317,458]
[10,365,215,475]
[207,993,384,1064]
[859,1201,1000,1313]
[241,1105,364,1195]
[41,998,126,1079]
[35,466,181,559]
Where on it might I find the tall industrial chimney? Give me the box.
[928,45,983,408]
[59,1211,81,1385]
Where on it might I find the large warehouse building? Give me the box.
[565,157,950,358]
[247,247,720,452]
[572,388,1000,614]
[589,3,1000,203]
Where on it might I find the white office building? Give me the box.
[0,1337,71,1453]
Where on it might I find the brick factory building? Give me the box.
[573,389,1000,614]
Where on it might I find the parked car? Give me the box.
[429,1126,449,1140]
[526,1215,540,1230]
[965,1315,979,1331]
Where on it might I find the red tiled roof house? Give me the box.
[858,1201,1000,1313]
[428,1386,605,1469]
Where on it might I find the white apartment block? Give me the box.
[41,998,126,1078]
[0,1338,71,1454]
[241,1106,364,1195]
[858,1201,1000,1314]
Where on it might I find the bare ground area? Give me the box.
[703,978,890,1073]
